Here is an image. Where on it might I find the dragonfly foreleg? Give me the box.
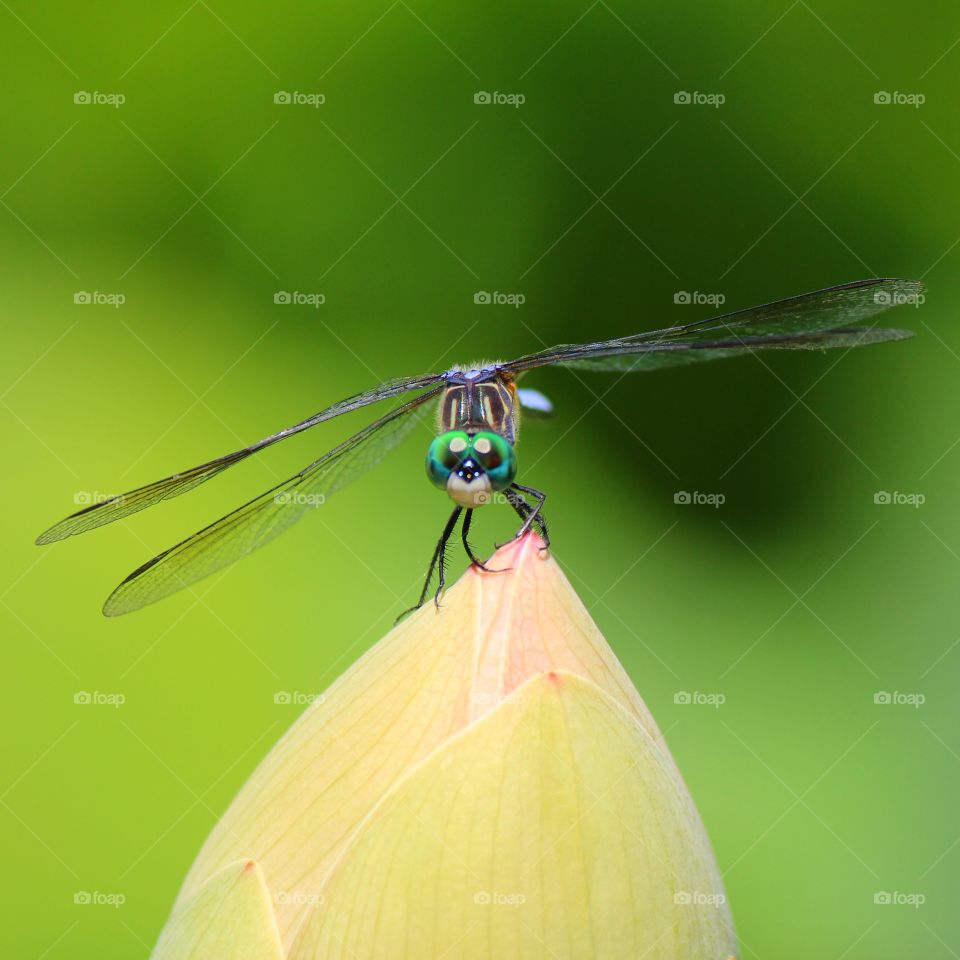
[512,483,548,545]
[503,484,550,549]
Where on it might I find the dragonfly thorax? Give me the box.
[426,430,517,508]
[437,371,518,443]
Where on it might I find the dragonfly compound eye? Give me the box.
[469,431,517,492]
[426,431,471,490]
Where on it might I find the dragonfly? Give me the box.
[37,277,921,617]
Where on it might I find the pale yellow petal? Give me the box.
[179,536,669,945]
[289,671,736,960]
[151,859,284,960]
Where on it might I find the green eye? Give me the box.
[426,431,470,489]
[470,431,517,491]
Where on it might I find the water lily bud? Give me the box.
[152,535,737,959]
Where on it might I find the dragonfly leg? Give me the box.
[510,482,550,549]
[398,506,463,621]
[498,485,550,550]
[530,501,550,550]
[461,508,508,573]
[432,505,465,608]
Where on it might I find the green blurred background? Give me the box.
[2,1,958,957]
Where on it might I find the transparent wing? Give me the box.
[102,388,441,617]
[554,326,913,373]
[36,372,442,545]
[502,279,920,374]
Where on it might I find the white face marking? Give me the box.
[449,436,468,454]
[473,436,492,455]
[446,474,493,508]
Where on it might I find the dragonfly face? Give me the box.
[426,430,518,507]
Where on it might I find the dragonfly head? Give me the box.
[426,430,517,507]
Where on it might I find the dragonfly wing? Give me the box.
[102,388,441,617]
[36,372,442,545]
[553,326,913,373]
[502,278,921,374]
